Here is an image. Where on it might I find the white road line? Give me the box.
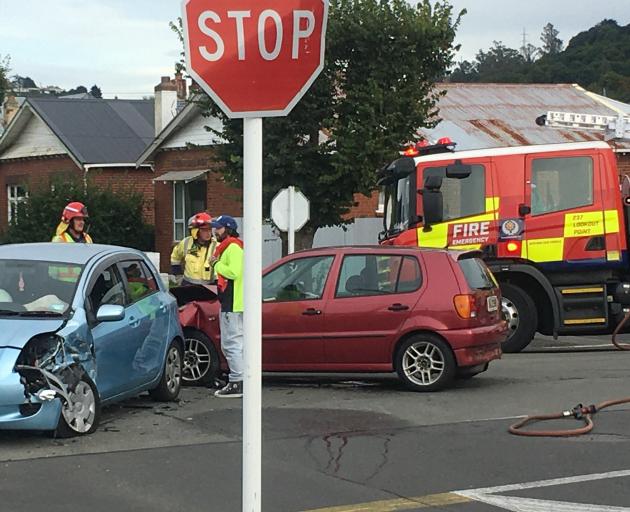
[462,494,630,511]
[456,468,630,495]
[455,469,630,512]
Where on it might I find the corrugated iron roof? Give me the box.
[26,97,154,164]
[420,83,630,152]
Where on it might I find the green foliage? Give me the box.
[0,55,10,104]
[198,0,462,236]
[90,85,103,98]
[450,20,630,102]
[1,174,154,250]
[540,23,563,55]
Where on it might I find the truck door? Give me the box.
[523,153,605,266]
[417,160,498,250]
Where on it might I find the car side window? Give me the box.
[336,255,404,297]
[119,260,158,304]
[262,256,334,302]
[396,256,422,293]
[88,265,126,315]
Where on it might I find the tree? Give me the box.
[0,54,10,105]
[451,41,529,83]
[191,0,462,250]
[540,23,563,55]
[90,85,102,98]
[1,174,154,250]
[64,85,88,96]
[12,75,36,89]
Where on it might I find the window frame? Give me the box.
[7,184,28,225]
[422,164,486,222]
[262,255,335,303]
[86,263,128,324]
[334,254,423,299]
[117,259,160,305]
[530,156,594,216]
[172,179,208,242]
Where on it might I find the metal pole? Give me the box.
[288,185,295,254]
[243,117,262,512]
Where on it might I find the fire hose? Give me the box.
[509,310,630,437]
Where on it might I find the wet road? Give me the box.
[1,335,630,511]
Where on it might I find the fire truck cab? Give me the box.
[379,139,630,352]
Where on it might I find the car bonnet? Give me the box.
[0,318,66,350]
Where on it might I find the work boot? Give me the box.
[214,381,243,398]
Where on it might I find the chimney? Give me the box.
[175,72,187,100]
[154,76,178,136]
[2,95,20,128]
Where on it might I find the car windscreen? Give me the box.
[0,259,84,316]
[458,258,496,290]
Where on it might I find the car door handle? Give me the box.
[302,308,322,316]
[128,316,140,328]
[388,303,409,312]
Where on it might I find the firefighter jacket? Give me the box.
[52,232,93,243]
[170,236,217,285]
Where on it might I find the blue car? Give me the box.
[0,243,184,436]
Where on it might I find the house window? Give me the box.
[173,180,207,241]
[7,185,28,224]
[375,190,385,215]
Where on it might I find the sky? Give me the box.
[1,0,629,99]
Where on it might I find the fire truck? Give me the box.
[378,111,630,352]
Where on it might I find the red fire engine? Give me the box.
[378,112,630,352]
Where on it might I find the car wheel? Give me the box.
[395,334,456,392]
[55,375,100,438]
[149,341,183,402]
[183,329,220,386]
[500,283,538,353]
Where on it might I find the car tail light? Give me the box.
[454,294,478,319]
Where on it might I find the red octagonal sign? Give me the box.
[182,0,328,118]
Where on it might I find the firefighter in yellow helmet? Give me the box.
[170,212,217,286]
[52,202,93,243]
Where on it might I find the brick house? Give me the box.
[0,95,156,229]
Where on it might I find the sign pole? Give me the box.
[288,185,295,254]
[242,117,263,512]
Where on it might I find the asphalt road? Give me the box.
[1,334,630,512]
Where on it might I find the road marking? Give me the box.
[455,469,630,511]
[303,470,630,512]
[301,492,470,511]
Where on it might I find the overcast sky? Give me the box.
[1,0,629,99]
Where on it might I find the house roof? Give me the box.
[0,97,155,165]
[421,83,630,152]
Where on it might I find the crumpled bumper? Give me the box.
[0,349,61,431]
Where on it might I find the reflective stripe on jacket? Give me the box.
[170,236,217,284]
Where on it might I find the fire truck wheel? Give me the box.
[500,283,538,353]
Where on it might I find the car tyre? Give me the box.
[395,334,456,392]
[55,374,101,438]
[182,329,220,386]
[500,283,537,353]
[149,340,183,402]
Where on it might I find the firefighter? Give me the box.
[170,212,217,286]
[52,202,93,243]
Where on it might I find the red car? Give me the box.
[173,246,506,391]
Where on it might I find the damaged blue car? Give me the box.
[0,243,184,437]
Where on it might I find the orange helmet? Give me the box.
[188,212,212,239]
[188,212,212,229]
[61,202,89,223]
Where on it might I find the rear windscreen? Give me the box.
[458,258,496,290]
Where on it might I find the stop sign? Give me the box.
[182,0,328,118]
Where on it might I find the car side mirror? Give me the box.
[96,304,125,322]
[445,159,472,179]
[421,190,443,228]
